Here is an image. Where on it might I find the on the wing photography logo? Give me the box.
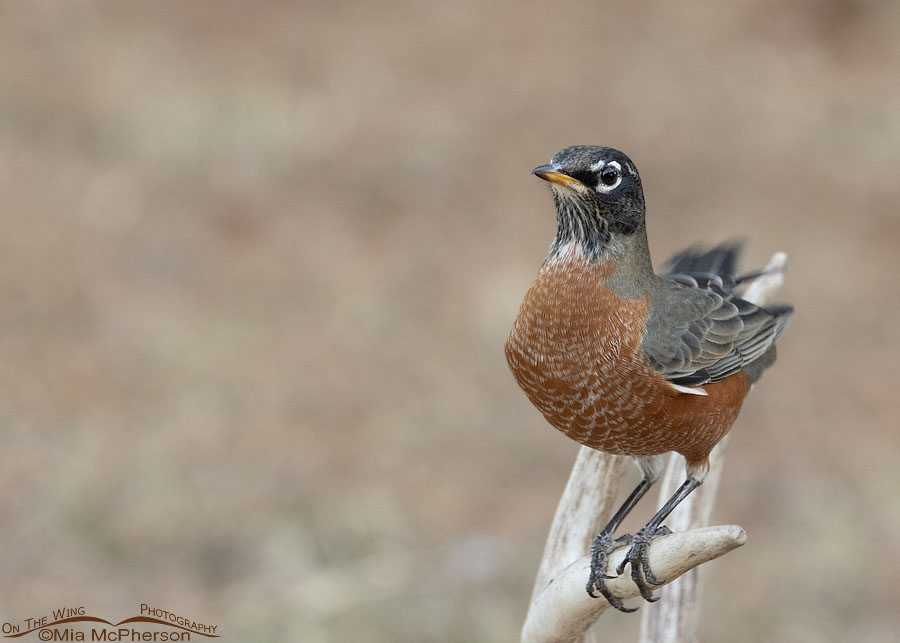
[1,604,218,641]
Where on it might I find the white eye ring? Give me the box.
[591,160,623,192]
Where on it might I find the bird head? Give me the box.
[533,146,646,260]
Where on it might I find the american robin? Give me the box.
[505,145,792,611]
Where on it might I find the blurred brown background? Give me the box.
[1,1,899,641]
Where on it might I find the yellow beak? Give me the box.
[532,165,585,188]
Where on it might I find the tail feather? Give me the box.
[665,242,743,280]
[665,242,788,300]
[766,304,795,342]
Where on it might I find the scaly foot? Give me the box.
[586,532,635,612]
[615,525,672,601]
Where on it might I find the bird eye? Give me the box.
[599,165,620,186]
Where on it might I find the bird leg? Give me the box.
[586,455,664,611]
[616,476,702,601]
[586,478,653,611]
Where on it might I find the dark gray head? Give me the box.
[533,145,646,261]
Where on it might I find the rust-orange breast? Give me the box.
[505,246,749,466]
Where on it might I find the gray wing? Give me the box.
[642,273,793,386]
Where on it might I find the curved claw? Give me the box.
[616,525,673,601]
[615,555,628,577]
[642,525,672,585]
[630,551,657,601]
[586,569,635,611]
[641,551,666,586]
[586,531,637,612]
